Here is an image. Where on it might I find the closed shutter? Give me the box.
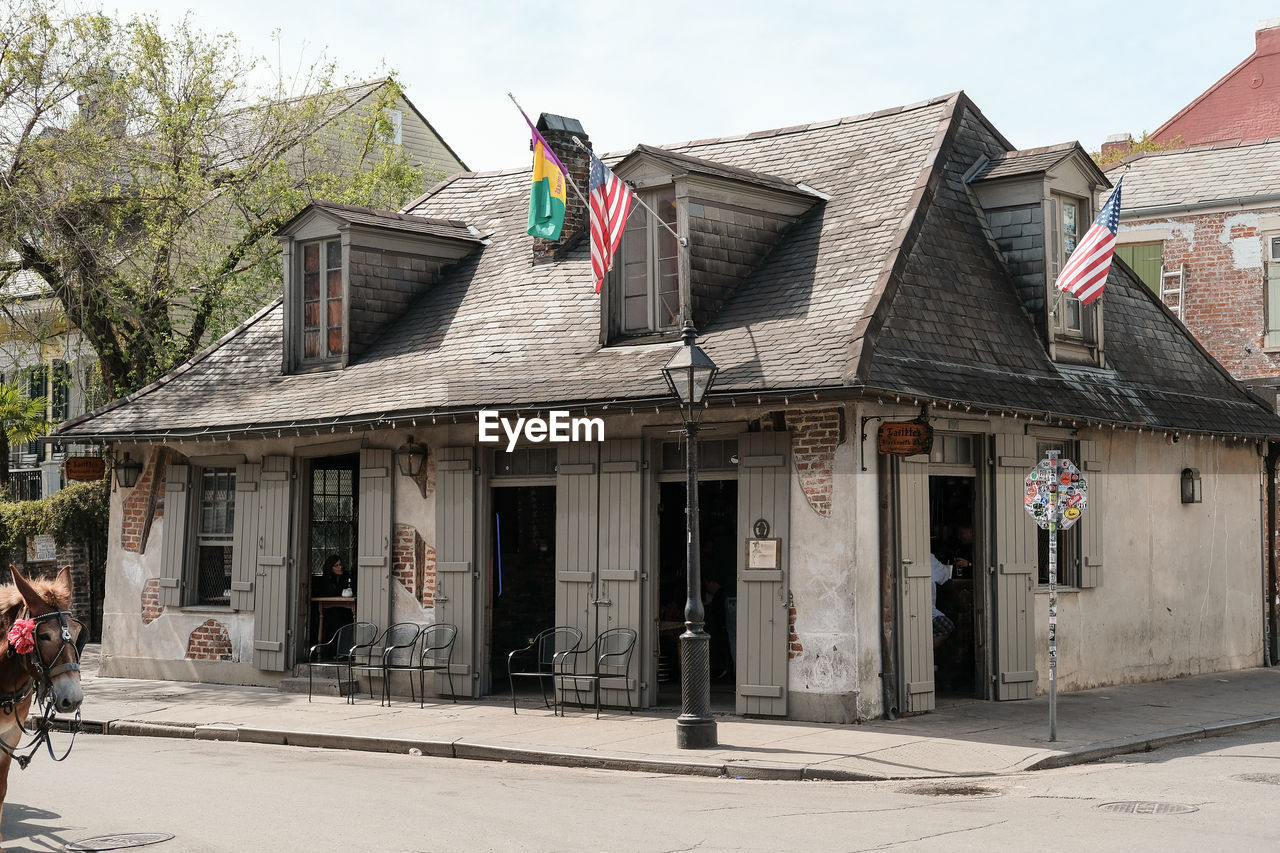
[896,454,934,714]
[253,455,292,671]
[994,434,1037,700]
[1115,243,1163,295]
[356,448,393,631]
[1079,440,1104,589]
[158,463,190,607]
[736,432,791,717]
[435,447,476,698]
[597,439,643,707]
[555,443,598,650]
[230,462,261,611]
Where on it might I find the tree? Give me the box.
[1091,131,1184,168]
[0,382,48,487]
[0,1,431,397]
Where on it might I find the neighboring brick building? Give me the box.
[1101,20,1280,161]
[1106,140,1280,403]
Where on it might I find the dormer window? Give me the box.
[1049,192,1100,355]
[617,187,680,335]
[301,239,344,362]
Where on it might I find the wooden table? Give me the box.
[313,596,357,642]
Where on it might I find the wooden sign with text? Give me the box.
[65,456,106,482]
[877,421,933,456]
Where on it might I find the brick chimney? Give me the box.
[1100,133,1133,162]
[1258,19,1280,56]
[532,113,590,261]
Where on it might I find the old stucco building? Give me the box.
[57,94,1280,722]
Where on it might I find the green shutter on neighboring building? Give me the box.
[1116,242,1163,294]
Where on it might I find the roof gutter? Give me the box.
[1121,192,1280,219]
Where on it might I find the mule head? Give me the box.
[11,566,84,714]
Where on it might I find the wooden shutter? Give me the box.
[994,434,1037,700]
[896,454,934,714]
[230,463,261,611]
[357,448,393,630]
[253,455,292,671]
[736,432,791,717]
[158,463,190,608]
[1079,440,1103,589]
[597,439,643,707]
[555,443,598,649]
[435,447,476,697]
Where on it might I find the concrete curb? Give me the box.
[74,712,1280,782]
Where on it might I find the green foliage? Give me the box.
[1091,131,1185,167]
[0,381,49,485]
[0,479,108,556]
[0,2,438,398]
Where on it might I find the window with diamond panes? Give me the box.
[309,462,356,582]
[195,468,236,605]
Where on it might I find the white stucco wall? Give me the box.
[1039,431,1264,692]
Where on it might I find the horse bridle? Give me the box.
[28,609,87,688]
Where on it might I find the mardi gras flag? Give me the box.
[525,120,567,240]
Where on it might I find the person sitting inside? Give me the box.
[930,551,955,649]
[316,554,354,643]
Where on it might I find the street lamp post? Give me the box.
[662,322,719,750]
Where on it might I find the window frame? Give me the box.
[298,238,345,366]
[1048,192,1098,344]
[611,186,681,338]
[1035,439,1081,588]
[188,466,237,607]
[1265,234,1280,349]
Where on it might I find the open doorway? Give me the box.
[929,475,978,698]
[306,454,359,648]
[488,485,556,688]
[657,479,738,707]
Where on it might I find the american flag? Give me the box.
[1055,178,1122,306]
[588,149,635,293]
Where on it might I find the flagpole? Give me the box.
[507,92,592,211]
[571,136,687,248]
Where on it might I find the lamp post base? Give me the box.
[676,629,717,749]
[676,716,718,749]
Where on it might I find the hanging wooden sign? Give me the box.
[877,421,933,456]
[65,456,106,481]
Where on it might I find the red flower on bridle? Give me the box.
[7,618,35,655]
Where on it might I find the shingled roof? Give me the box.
[1105,138,1280,211]
[55,93,1280,441]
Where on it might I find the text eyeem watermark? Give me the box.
[478,410,605,452]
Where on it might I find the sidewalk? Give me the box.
[70,653,1280,781]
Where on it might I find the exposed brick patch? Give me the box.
[185,619,232,661]
[121,448,171,554]
[420,545,436,608]
[788,604,801,659]
[141,578,162,625]
[392,524,422,598]
[786,408,842,518]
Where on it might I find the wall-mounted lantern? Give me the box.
[395,436,428,477]
[115,452,143,488]
[1181,467,1202,504]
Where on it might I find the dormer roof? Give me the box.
[969,141,1111,187]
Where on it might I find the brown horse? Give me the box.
[0,567,85,843]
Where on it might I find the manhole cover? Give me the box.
[1097,801,1198,815]
[65,833,174,851]
[1234,773,1280,785]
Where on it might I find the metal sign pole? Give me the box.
[1025,448,1083,745]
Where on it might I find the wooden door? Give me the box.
[993,433,1037,700]
[555,443,598,645]
[158,463,189,607]
[253,455,293,671]
[356,448,393,630]
[597,439,643,707]
[897,454,934,713]
[736,431,791,717]
[230,462,261,611]
[435,447,477,698]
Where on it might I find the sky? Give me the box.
[96,0,1280,173]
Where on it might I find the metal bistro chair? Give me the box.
[507,626,582,714]
[412,623,458,708]
[350,622,421,706]
[554,627,638,718]
[304,621,378,703]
